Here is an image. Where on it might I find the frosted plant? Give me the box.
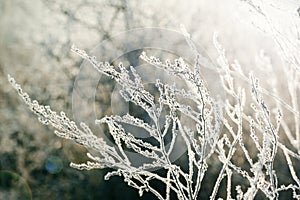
[8,30,300,199]
[6,1,300,199]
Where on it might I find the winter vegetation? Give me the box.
[2,0,300,199]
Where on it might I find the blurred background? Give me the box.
[0,0,299,199]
